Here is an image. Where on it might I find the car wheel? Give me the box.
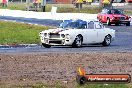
[126,22,130,26]
[107,18,111,26]
[72,35,83,48]
[102,35,111,46]
[42,43,51,48]
[115,23,119,26]
[76,75,87,85]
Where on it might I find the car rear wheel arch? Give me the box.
[107,17,109,21]
[97,16,100,21]
[106,17,111,25]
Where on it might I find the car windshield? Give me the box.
[66,22,80,28]
[59,21,81,29]
[109,9,123,14]
[59,21,69,28]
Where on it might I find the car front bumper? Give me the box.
[40,37,74,46]
[110,19,130,24]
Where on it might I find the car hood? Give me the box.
[111,14,126,17]
[41,28,72,34]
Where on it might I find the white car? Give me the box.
[39,19,115,48]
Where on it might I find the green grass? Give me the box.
[1,3,102,14]
[125,10,132,15]
[76,84,128,88]
[1,3,132,14]
[0,21,49,44]
[0,3,26,10]
[7,3,27,10]
[45,4,102,14]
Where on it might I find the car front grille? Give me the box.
[49,40,62,44]
[120,17,125,20]
[49,33,60,38]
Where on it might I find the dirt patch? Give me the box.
[0,52,132,86]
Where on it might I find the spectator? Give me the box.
[0,0,2,4]
[102,0,110,8]
[33,0,41,11]
[2,0,7,8]
[33,0,38,11]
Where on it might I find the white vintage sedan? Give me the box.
[39,19,115,48]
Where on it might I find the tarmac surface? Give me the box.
[0,14,132,53]
[0,16,132,53]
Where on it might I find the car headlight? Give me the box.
[44,33,48,37]
[114,17,118,19]
[61,34,65,38]
[39,32,43,36]
[112,17,115,20]
[65,34,70,39]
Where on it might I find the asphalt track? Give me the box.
[0,17,132,53]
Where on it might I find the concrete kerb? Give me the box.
[0,9,98,20]
[0,9,52,19]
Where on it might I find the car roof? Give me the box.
[64,19,98,23]
[102,8,123,11]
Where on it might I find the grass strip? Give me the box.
[1,3,102,14]
[0,21,49,44]
[1,3,132,14]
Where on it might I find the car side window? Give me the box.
[80,24,87,29]
[88,21,94,29]
[107,10,111,14]
[95,23,101,29]
[95,22,103,29]
[95,22,102,29]
[101,9,108,14]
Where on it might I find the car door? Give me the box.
[99,9,108,23]
[82,21,98,44]
[94,22,106,43]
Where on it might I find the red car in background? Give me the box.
[127,0,132,2]
[97,8,131,26]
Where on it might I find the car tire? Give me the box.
[72,35,83,48]
[76,75,87,85]
[126,22,130,26]
[42,43,51,48]
[107,18,111,26]
[115,23,119,26]
[102,35,111,46]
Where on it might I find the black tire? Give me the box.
[76,75,87,85]
[106,18,111,26]
[72,35,83,48]
[102,35,111,46]
[42,43,51,48]
[115,23,119,26]
[126,22,130,26]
